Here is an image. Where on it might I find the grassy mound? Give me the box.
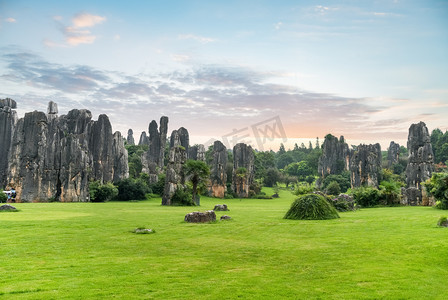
[284,193,340,220]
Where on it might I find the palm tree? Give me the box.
[184,159,210,205]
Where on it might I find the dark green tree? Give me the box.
[184,160,210,205]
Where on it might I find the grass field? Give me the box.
[1,188,447,299]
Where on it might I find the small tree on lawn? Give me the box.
[184,159,210,205]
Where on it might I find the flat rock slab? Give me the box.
[0,204,17,210]
[214,204,229,211]
[185,210,216,223]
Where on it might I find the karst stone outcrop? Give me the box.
[318,135,351,177]
[138,131,149,146]
[184,210,216,223]
[141,116,168,183]
[349,143,382,188]
[188,144,206,161]
[1,100,128,202]
[209,141,227,198]
[170,127,189,151]
[162,130,187,205]
[402,122,434,205]
[0,98,18,188]
[387,141,400,168]
[127,129,135,145]
[232,143,255,198]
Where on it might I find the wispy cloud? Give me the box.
[0,48,433,147]
[4,18,16,23]
[178,34,216,44]
[45,13,106,47]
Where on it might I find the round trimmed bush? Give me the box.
[284,193,340,220]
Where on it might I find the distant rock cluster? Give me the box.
[0,100,128,202]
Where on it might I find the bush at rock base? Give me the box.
[284,193,340,220]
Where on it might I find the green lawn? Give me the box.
[1,188,447,299]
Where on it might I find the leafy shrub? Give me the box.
[379,180,402,206]
[0,191,7,203]
[171,187,194,206]
[331,194,357,212]
[284,193,340,220]
[115,178,150,201]
[424,172,448,209]
[322,172,351,193]
[294,183,314,195]
[350,187,381,207]
[264,168,281,187]
[437,216,448,227]
[89,181,118,202]
[149,173,165,196]
[325,181,341,196]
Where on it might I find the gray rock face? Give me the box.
[126,129,135,145]
[402,122,434,206]
[405,122,434,189]
[188,144,206,161]
[170,127,189,151]
[184,210,216,223]
[209,141,227,198]
[0,98,17,109]
[232,143,255,198]
[162,131,187,205]
[349,143,382,188]
[387,141,400,168]
[142,116,169,183]
[401,187,422,206]
[0,99,18,187]
[3,102,128,202]
[318,135,351,177]
[220,215,231,220]
[47,101,58,114]
[138,131,149,146]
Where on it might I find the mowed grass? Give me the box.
[1,188,447,299]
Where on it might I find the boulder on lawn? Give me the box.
[0,204,17,211]
[213,204,228,211]
[184,210,216,223]
[220,215,231,221]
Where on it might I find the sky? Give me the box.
[1,0,447,151]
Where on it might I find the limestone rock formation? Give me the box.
[318,135,352,177]
[127,129,135,145]
[402,122,435,205]
[232,143,255,198]
[405,122,434,189]
[220,215,231,220]
[162,131,187,205]
[401,187,421,206]
[387,141,400,168]
[138,131,149,146]
[170,127,189,151]
[188,144,206,161]
[142,116,168,183]
[209,141,227,198]
[47,101,58,114]
[184,210,216,223]
[349,143,382,188]
[0,98,18,187]
[2,101,128,202]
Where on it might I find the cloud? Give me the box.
[274,22,283,30]
[171,54,190,62]
[72,13,106,28]
[178,34,216,44]
[1,48,431,148]
[4,18,16,23]
[46,13,106,47]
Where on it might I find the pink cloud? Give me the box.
[72,13,106,28]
